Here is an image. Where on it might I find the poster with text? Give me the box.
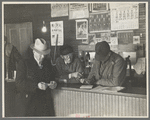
[51,4,68,17]
[133,36,140,44]
[110,3,139,30]
[69,3,89,19]
[92,3,108,12]
[76,19,88,39]
[89,12,111,32]
[88,34,96,45]
[50,21,64,46]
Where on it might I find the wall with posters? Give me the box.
[4,3,146,60]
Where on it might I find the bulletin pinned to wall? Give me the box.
[51,4,68,17]
[101,32,111,43]
[110,3,139,30]
[69,3,89,19]
[88,34,96,45]
[92,3,109,12]
[89,12,111,33]
[50,21,64,46]
[118,31,133,44]
[110,31,118,45]
[76,19,88,39]
[133,36,140,44]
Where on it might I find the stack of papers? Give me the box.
[80,85,93,89]
[91,86,125,92]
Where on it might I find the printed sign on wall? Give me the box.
[110,3,139,30]
[69,3,89,19]
[51,4,68,17]
[89,12,111,32]
[50,21,64,46]
[76,19,88,39]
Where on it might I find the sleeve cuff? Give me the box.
[69,74,72,79]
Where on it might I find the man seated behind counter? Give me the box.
[83,41,126,87]
[56,44,84,83]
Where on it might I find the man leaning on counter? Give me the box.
[83,41,127,87]
[55,44,84,83]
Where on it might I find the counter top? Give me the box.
[55,83,146,98]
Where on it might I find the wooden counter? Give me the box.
[51,84,147,117]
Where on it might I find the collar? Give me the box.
[34,56,43,68]
[101,51,112,64]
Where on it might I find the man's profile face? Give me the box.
[62,53,73,64]
[33,50,45,64]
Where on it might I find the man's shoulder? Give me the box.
[111,51,125,62]
[72,57,81,63]
[56,56,63,62]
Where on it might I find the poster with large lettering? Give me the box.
[69,3,89,19]
[110,3,139,30]
[51,4,68,17]
[50,21,64,46]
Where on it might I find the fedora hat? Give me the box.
[30,38,50,55]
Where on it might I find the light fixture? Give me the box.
[42,21,47,33]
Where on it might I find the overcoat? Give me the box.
[15,56,56,117]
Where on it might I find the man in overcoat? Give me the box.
[15,38,57,117]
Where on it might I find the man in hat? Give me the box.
[83,41,126,87]
[15,38,57,116]
[56,44,84,83]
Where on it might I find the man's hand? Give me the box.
[38,82,48,90]
[70,72,83,79]
[48,81,57,89]
[79,78,90,84]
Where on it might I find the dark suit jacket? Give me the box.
[15,56,56,117]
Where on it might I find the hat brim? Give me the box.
[30,44,50,55]
[95,53,106,61]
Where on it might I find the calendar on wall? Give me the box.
[118,31,133,44]
[89,12,111,33]
[110,3,139,30]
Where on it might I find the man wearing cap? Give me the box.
[84,41,126,87]
[56,44,84,83]
[15,38,57,116]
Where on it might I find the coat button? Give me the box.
[26,94,28,98]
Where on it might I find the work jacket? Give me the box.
[87,51,126,87]
[56,55,83,83]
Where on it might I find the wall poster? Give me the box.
[118,31,133,44]
[50,21,64,46]
[76,19,88,39]
[133,36,140,44]
[51,4,68,17]
[101,32,111,43]
[89,12,111,33]
[88,34,96,45]
[92,3,109,12]
[69,3,89,19]
[110,31,118,45]
[110,3,139,30]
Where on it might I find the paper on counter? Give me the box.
[80,85,93,89]
[91,86,125,92]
